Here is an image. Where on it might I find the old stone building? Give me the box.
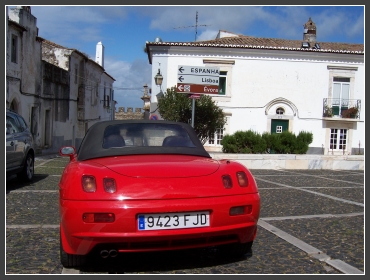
[40,38,115,151]
[7,6,43,151]
[6,6,116,154]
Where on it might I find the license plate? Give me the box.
[138,211,210,231]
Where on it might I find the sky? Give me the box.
[8,5,365,110]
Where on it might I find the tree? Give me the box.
[157,86,226,144]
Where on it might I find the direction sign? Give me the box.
[177,65,220,95]
[177,83,219,94]
[178,65,220,77]
[177,75,218,85]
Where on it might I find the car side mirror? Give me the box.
[59,146,76,161]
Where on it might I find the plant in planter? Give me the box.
[341,106,359,118]
[323,105,333,117]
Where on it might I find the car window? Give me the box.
[6,115,21,134]
[102,123,196,148]
[16,114,28,132]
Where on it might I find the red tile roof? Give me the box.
[147,34,364,54]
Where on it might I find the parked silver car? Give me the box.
[6,109,35,181]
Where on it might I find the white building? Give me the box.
[146,18,364,155]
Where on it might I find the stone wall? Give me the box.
[115,107,144,120]
[208,153,364,170]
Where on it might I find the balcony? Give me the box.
[323,98,361,120]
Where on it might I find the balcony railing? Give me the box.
[323,98,361,119]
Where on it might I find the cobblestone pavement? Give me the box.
[6,155,364,274]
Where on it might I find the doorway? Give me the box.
[271,119,289,134]
[44,109,51,147]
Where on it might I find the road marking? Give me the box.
[258,186,363,189]
[62,268,80,274]
[8,190,58,193]
[255,178,364,207]
[6,224,59,229]
[274,170,364,185]
[261,212,364,221]
[258,220,363,274]
[34,157,60,167]
[35,166,66,169]
[325,259,364,275]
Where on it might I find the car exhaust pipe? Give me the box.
[100,250,109,258]
[109,249,118,258]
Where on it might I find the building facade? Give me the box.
[146,19,364,155]
[6,6,116,154]
[7,6,42,140]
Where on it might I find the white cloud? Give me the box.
[104,57,151,109]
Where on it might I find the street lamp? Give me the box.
[154,69,163,87]
[154,68,164,100]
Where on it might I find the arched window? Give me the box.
[276,107,285,115]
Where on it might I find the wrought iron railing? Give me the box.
[323,98,361,119]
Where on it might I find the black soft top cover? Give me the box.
[77,120,211,161]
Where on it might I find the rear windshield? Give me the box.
[77,120,211,161]
[102,123,196,149]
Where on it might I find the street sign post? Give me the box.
[176,65,220,127]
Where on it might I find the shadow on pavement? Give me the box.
[6,174,50,193]
[79,246,253,274]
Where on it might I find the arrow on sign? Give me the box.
[178,76,184,82]
[178,66,184,73]
[177,84,191,92]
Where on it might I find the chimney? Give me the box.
[303,17,317,43]
[96,41,104,68]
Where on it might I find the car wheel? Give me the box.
[17,153,34,182]
[219,241,253,257]
[60,236,86,268]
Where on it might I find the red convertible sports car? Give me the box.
[59,120,260,268]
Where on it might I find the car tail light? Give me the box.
[83,213,115,223]
[230,205,252,216]
[236,171,249,187]
[104,178,116,193]
[82,175,96,192]
[222,175,233,189]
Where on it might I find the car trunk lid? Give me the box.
[93,154,219,178]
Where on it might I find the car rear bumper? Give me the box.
[60,194,260,255]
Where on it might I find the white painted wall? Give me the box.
[149,46,364,155]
